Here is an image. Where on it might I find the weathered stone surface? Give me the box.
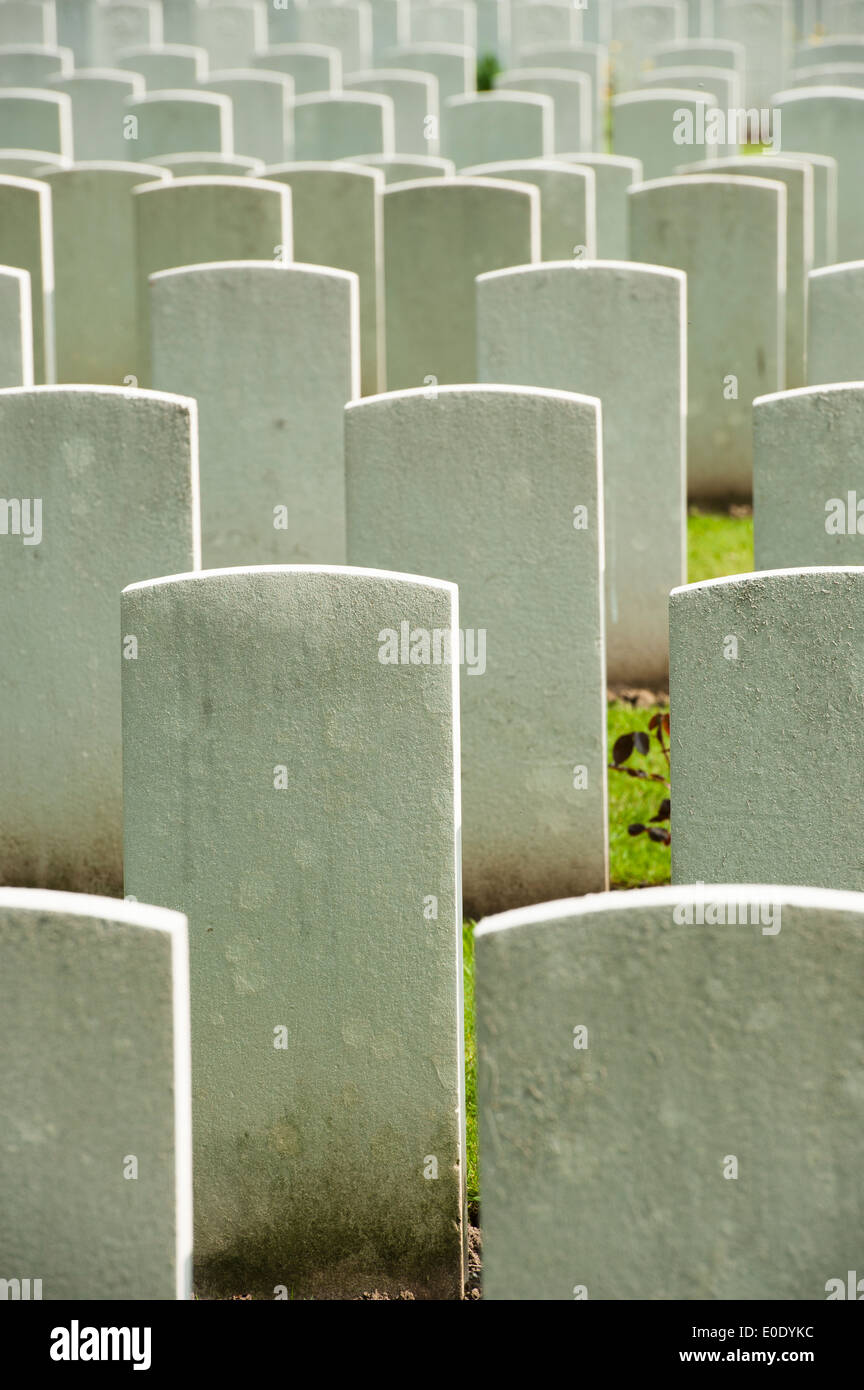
[125,89,233,159]
[195,0,267,69]
[0,174,54,382]
[92,1,162,66]
[613,1,687,89]
[518,40,607,136]
[122,565,465,1299]
[0,87,72,157]
[200,68,293,165]
[476,883,864,1299]
[0,887,192,1300]
[477,259,685,684]
[151,260,358,565]
[0,264,33,386]
[115,40,209,86]
[383,176,539,389]
[807,260,864,385]
[297,0,372,71]
[251,41,341,93]
[511,2,581,59]
[37,160,169,385]
[411,1,475,48]
[344,67,438,156]
[133,175,291,384]
[0,42,73,85]
[346,385,608,914]
[460,159,596,260]
[719,0,792,105]
[629,174,786,498]
[0,385,199,894]
[614,88,718,179]
[670,567,864,887]
[383,41,474,101]
[443,91,552,165]
[753,384,864,569]
[292,91,393,159]
[260,161,382,394]
[0,3,56,47]
[497,66,593,153]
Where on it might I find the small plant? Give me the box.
[609,712,670,846]
[476,53,501,91]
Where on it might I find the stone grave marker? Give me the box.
[790,61,864,86]
[807,260,864,384]
[344,67,439,155]
[554,151,642,257]
[346,384,608,915]
[55,0,95,64]
[151,260,358,566]
[260,161,383,394]
[133,174,291,384]
[510,2,582,59]
[125,89,234,159]
[670,567,864,886]
[0,888,193,1300]
[0,42,73,85]
[156,151,265,175]
[195,0,268,70]
[292,91,394,160]
[122,565,466,1299]
[793,37,864,67]
[251,41,341,93]
[497,66,592,152]
[518,41,606,136]
[0,385,199,894]
[115,41,210,85]
[629,173,786,498]
[383,41,475,101]
[49,68,144,161]
[0,149,67,174]
[647,36,746,73]
[0,264,33,386]
[383,175,539,389]
[199,68,293,165]
[92,0,162,66]
[0,174,54,381]
[411,1,476,48]
[297,0,373,72]
[443,91,553,165]
[477,259,686,686]
[476,883,864,1299]
[0,88,72,158]
[37,160,170,385]
[613,89,719,179]
[719,0,792,105]
[772,88,864,262]
[163,0,199,46]
[753,384,864,568]
[349,151,454,180]
[461,158,596,260]
[0,3,56,47]
[613,1,687,90]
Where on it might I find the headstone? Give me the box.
[478,260,686,685]
[613,1,687,90]
[261,162,383,393]
[0,88,72,158]
[613,89,719,179]
[156,151,265,175]
[266,0,302,45]
[790,60,864,85]
[555,151,642,257]
[0,148,68,174]
[163,0,199,46]
[55,0,95,65]
[476,0,510,65]
[794,38,864,66]
[349,151,455,180]
[49,69,145,161]
[383,176,539,389]
[151,261,358,566]
[0,42,73,85]
[781,150,838,266]
[297,0,373,72]
[0,175,53,382]
[125,90,234,159]
[719,0,793,105]
[122,565,466,1299]
[0,888,192,1300]
[292,91,394,159]
[807,261,864,384]
[37,160,170,385]
[344,67,438,156]
[475,883,864,1299]
[671,567,864,885]
[460,159,596,260]
[115,41,210,85]
[346,385,608,913]
[772,88,864,261]
[195,0,268,69]
[511,2,581,59]
[411,1,476,48]
[825,0,864,25]
[0,385,199,893]
[647,36,746,72]
[92,0,162,65]
[0,3,56,47]
[677,154,814,388]
[133,175,291,384]
[0,265,33,386]
[640,63,743,146]
[753,384,864,568]
[199,68,293,165]
[251,42,341,93]
[383,42,475,101]
[443,91,553,165]
[629,174,786,498]
[497,67,593,153]
[518,41,607,139]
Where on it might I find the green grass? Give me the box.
[463,506,754,1210]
